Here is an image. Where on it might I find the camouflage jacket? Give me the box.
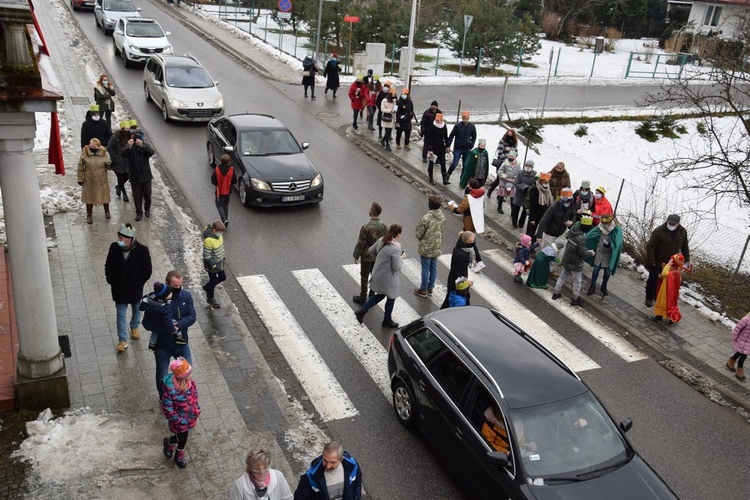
[416,209,446,258]
[354,218,387,262]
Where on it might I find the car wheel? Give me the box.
[239,180,252,207]
[71,1,78,11]
[207,143,216,168]
[121,48,131,68]
[95,16,100,28]
[392,380,417,429]
[104,29,113,36]
[161,102,170,122]
[113,40,121,56]
[144,83,151,103]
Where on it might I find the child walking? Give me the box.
[526,243,558,289]
[140,282,183,351]
[727,313,750,381]
[161,357,201,468]
[513,234,539,284]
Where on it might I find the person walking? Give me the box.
[450,179,485,233]
[535,188,576,274]
[513,233,539,283]
[80,104,111,150]
[425,113,450,185]
[93,74,116,126]
[379,88,397,151]
[486,149,519,214]
[414,195,445,298]
[323,53,341,98]
[120,121,155,221]
[645,214,690,308]
[440,231,482,309]
[548,161,571,200]
[211,153,235,227]
[352,203,387,305]
[354,224,405,328]
[161,357,201,469]
[653,253,685,324]
[230,448,294,500]
[419,100,442,163]
[153,270,196,396]
[301,54,317,99]
[591,186,613,225]
[511,159,536,229]
[375,81,391,139]
[551,216,595,307]
[348,75,367,130]
[365,76,381,131]
[727,313,750,381]
[459,138,490,189]
[446,110,477,181]
[107,120,131,202]
[105,223,152,352]
[202,220,226,308]
[293,441,362,500]
[585,214,622,296]
[525,172,554,237]
[77,137,112,224]
[394,88,416,150]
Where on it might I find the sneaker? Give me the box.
[175,335,187,346]
[404,144,411,150]
[382,319,399,328]
[208,298,221,308]
[514,276,523,283]
[571,297,585,307]
[116,341,128,352]
[427,288,433,296]
[414,288,428,298]
[551,292,561,301]
[131,328,140,340]
[174,449,187,468]
[163,437,175,459]
[148,342,156,352]
[223,220,229,228]
[645,298,654,307]
[135,213,143,222]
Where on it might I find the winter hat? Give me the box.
[506,149,517,158]
[539,172,551,182]
[170,357,193,380]
[373,74,380,81]
[117,223,135,239]
[389,87,396,95]
[525,159,535,168]
[596,186,606,194]
[455,277,470,291]
[367,69,373,76]
[560,188,574,199]
[520,234,532,247]
[667,214,680,224]
[89,104,99,112]
[431,100,439,106]
[600,213,614,223]
[581,180,591,189]
[153,282,170,300]
[332,53,338,58]
[478,138,487,146]
[580,215,594,226]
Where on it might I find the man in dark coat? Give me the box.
[323,53,341,97]
[352,202,387,305]
[105,223,152,352]
[425,113,450,185]
[440,231,482,309]
[419,100,442,163]
[446,110,477,179]
[80,104,111,149]
[645,214,690,307]
[120,122,155,221]
[551,218,595,306]
[394,89,417,150]
[302,54,317,99]
[294,441,362,500]
[535,188,576,274]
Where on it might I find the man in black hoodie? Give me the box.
[420,100,442,163]
[80,104,111,149]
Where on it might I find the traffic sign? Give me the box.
[278,12,291,19]
[344,15,360,23]
[278,0,292,13]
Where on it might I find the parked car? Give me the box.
[206,114,324,207]
[112,17,172,68]
[94,0,140,35]
[387,306,677,500]
[71,0,96,11]
[144,54,224,122]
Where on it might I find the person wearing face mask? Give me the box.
[365,76,381,131]
[425,113,450,185]
[94,74,116,126]
[585,214,622,296]
[573,180,596,222]
[80,104,112,150]
[459,138,490,188]
[645,214,690,308]
[525,172,554,238]
[511,159,536,229]
[105,223,153,352]
[376,81,391,139]
[446,110,477,180]
[591,186,613,225]
[348,75,368,129]
[419,100,442,163]
[230,448,293,500]
[120,120,155,221]
[394,88,417,150]
[323,53,341,98]
[551,216,595,307]
[548,161,571,200]
[486,149,519,214]
[535,187,577,275]
[202,220,226,308]
[77,137,112,224]
[379,88,397,151]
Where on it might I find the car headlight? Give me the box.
[250,178,271,191]
[213,97,224,108]
[310,173,323,187]
[104,17,114,23]
[167,96,186,108]
[164,45,173,54]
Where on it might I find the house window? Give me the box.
[703,5,722,27]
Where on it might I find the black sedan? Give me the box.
[387,306,677,499]
[206,114,323,207]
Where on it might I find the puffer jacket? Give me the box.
[732,315,750,355]
[202,225,226,272]
[561,224,594,272]
[139,293,175,336]
[161,374,200,434]
[536,200,576,240]
[416,209,446,258]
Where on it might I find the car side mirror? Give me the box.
[485,451,508,466]
[301,142,309,150]
[223,145,235,153]
[165,31,172,36]
[619,418,633,433]
[153,80,162,87]
[137,7,142,11]
[214,81,220,86]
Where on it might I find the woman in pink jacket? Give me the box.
[727,313,750,381]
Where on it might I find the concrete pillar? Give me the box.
[0,112,68,409]
[4,24,33,65]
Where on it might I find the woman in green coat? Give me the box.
[459,139,490,189]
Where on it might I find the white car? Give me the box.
[94,0,141,36]
[113,17,172,68]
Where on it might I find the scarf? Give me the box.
[598,222,615,235]
[535,181,553,206]
[433,120,445,129]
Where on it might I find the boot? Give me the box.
[586,284,595,296]
[600,284,608,296]
[414,288,428,298]
[104,203,111,219]
[382,318,399,328]
[571,296,586,307]
[428,175,435,185]
[174,448,187,468]
[497,200,504,214]
[737,367,746,381]
[86,204,93,224]
[122,190,130,202]
[355,308,367,324]
[163,437,175,458]
[727,358,737,372]
[352,295,366,305]
[131,328,140,340]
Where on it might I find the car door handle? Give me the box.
[418,380,426,392]
[455,428,464,440]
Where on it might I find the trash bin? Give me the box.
[594,36,604,54]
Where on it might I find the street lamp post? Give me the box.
[314,0,339,66]
[404,0,418,91]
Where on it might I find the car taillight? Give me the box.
[388,332,396,349]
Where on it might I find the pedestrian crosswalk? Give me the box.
[237,250,646,423]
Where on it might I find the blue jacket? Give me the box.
[154,289,196,351]
[448,121,477,149]
[140,294,175,336]
[448,291,469,308]
[293,451,361,500]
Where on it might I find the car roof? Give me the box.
[158,55,203,68]
[224,113,287,130]
[124,17,155,23]
[425,306,588,409]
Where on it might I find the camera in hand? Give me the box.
[130,131,144,141]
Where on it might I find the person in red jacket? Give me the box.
[591,186,613,225]
[211,154,235,227]
[348,75,367,130]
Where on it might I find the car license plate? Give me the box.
[282,195,305,202]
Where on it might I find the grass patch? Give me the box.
[683,260,750,321]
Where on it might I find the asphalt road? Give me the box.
[70,3,750,499]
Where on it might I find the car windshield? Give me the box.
[240,130,301,156]
[165,67,214,88]
[511,392,632,480]
[125,22,164,38]
[104,0,136,12]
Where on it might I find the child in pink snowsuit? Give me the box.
[513,234,539,283]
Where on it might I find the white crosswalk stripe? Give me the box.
[342,264,421,325]
[482,249,647,363]
[236,275,358,422]
[438,255,601,372]
[293,269,392,400]
[400,258,448,307]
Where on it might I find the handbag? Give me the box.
[382,112,393,123]
[492,158,504,168]
[302,70,311,77]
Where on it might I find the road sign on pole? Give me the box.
[278,0,292,13]
[459,15,473,77]
[344,15,360,23]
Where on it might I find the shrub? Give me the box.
[574,125,588,137]
[541,11,562,40]
[696,122,707,134]
[519,120,544,143]
[604,27,622,52]
[635,120,659,142]
[676,124,688,135]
